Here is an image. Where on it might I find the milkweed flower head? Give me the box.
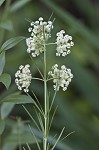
[48,64,73,91]
[56,30,74,56]
[15,65,32,92]
[26,17,53,57]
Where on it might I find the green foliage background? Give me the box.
[0,0,99,150]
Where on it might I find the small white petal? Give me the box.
[39,17,43,21]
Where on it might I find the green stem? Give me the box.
[43,42,47,150]
[32,77,44,81]
[45,42,57,46]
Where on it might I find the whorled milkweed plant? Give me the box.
[15,17,74,150]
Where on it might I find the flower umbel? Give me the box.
[26,17,53,57]
[48,64,73,91]
[56,30,74,56]
[15,64,32,92]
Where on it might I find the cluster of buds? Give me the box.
[26,17,53,57]
[15,65,32,92]
[48,64,73,91]
[56,30,74,56]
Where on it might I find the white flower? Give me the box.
[48,64,73,91]
[15,65,32,92]
[56,30,74,56]
[26,17,53,57]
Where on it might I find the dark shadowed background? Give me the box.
[0,0,99,150]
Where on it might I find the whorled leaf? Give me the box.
[0,73,11,89]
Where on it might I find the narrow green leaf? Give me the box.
[1,103,15,119]
[26,143,32,150]
[0,93,33,104]
[35,108,44,132]
[0,20,13,31]
[10,0,31,12]
[23,105,41,132]
[49,90,57,112]
[7,118,74,150]
[29,125,41,150]
[0,0,5,6]
[32,91,44,114]
[47,134,57,150]
[48,106,58,133]
[0,51,5,75]
[1,36,26,51]
[0,119,5,135]
[0,73,11,89]
[51,127,65,150]
[38,113,44,132]
[27,93,44,116]
[60,131,75,142]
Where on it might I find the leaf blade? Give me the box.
[0,73,11,89]
[0,0,5,6]
[1,103,15,119]
[0,51,5,75]
[1,36,26,51]
[10,0,31,12]
[0,93,33,104]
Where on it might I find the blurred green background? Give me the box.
[0,0,99,150]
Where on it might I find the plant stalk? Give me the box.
[43,42,47,150]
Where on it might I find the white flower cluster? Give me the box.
[56,30,74,56]
[48,64,73,91]
[15,65,32,92]
[26,17,53,57]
